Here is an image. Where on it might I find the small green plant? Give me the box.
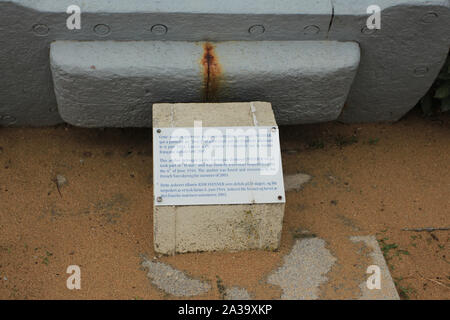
[395,249,410,260]
[381,243,398,255]
[398,285,415,300]
[393,277,416,300]
[216,276,226,299]
[335,135,358,147]
[420,54,450,115]
[378,238,397,256]
[292,228,316,240]
[307,139,325,149]
[367,138,380,145]
[42,251,53,265]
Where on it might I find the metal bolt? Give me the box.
[151,24,168,35]
[278,195,283,201]
[156,196,163,203]
[421,12,438,24]
[32,24,49,36]
[94,24,111,36]
[248,25,265,35]
[303,25,320,35]
[0,115,16,123]
[156,129,161,133]
[413,66,429,77]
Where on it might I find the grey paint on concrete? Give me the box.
[331,0,450,122]
[266,235,399,300]
[284,173,312,192]
[137,235,399,299]
[0,0,449,126]
[141,257,211,297]
[267,238,337,300]
[138,235,399,299]
[350,236,400,300]
[50,40,359,127]
[224,287,251,300]
[12,0,333,14]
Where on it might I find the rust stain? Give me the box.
[201,42,222,102]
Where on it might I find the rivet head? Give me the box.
[361,26,377,35]
[0,115,17,123]
[414,66,429,77]
[421,12,438,23]
[278,195,283,201]
[151,24,168,35]
[271,127,277,132]
[156,196,163,203]
[156,129,161,133]
[248,25,265,35]
[32,24,49,36]
[303,25,320,35]
[94,24,111,36]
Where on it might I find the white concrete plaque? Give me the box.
[153,126,285,206]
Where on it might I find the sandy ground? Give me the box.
[0,108,449,300]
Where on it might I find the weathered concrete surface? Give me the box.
[266,235,399,300]
[139,235,399,299]
[224,287,251,300]
[284,173,312,192]
[350,236,400,300]
[50,40,359,127]
[141,257,211,297]
[267,237,337,300]
[0,0,449,126]
[332,0,450,122]
[153,102,285,254]
[155,203,285,254]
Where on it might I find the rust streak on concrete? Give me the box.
[201,42,222,102]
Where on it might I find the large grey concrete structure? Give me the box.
[0,0,449,127]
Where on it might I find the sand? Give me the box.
[0,108,448,300]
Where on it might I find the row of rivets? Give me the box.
[31,11,440,37]
[248,24,321,35]
[32,23,327,37]
[32,23,169,36]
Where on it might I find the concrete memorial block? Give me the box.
[152,102,285,254]
[0,0,449,126]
